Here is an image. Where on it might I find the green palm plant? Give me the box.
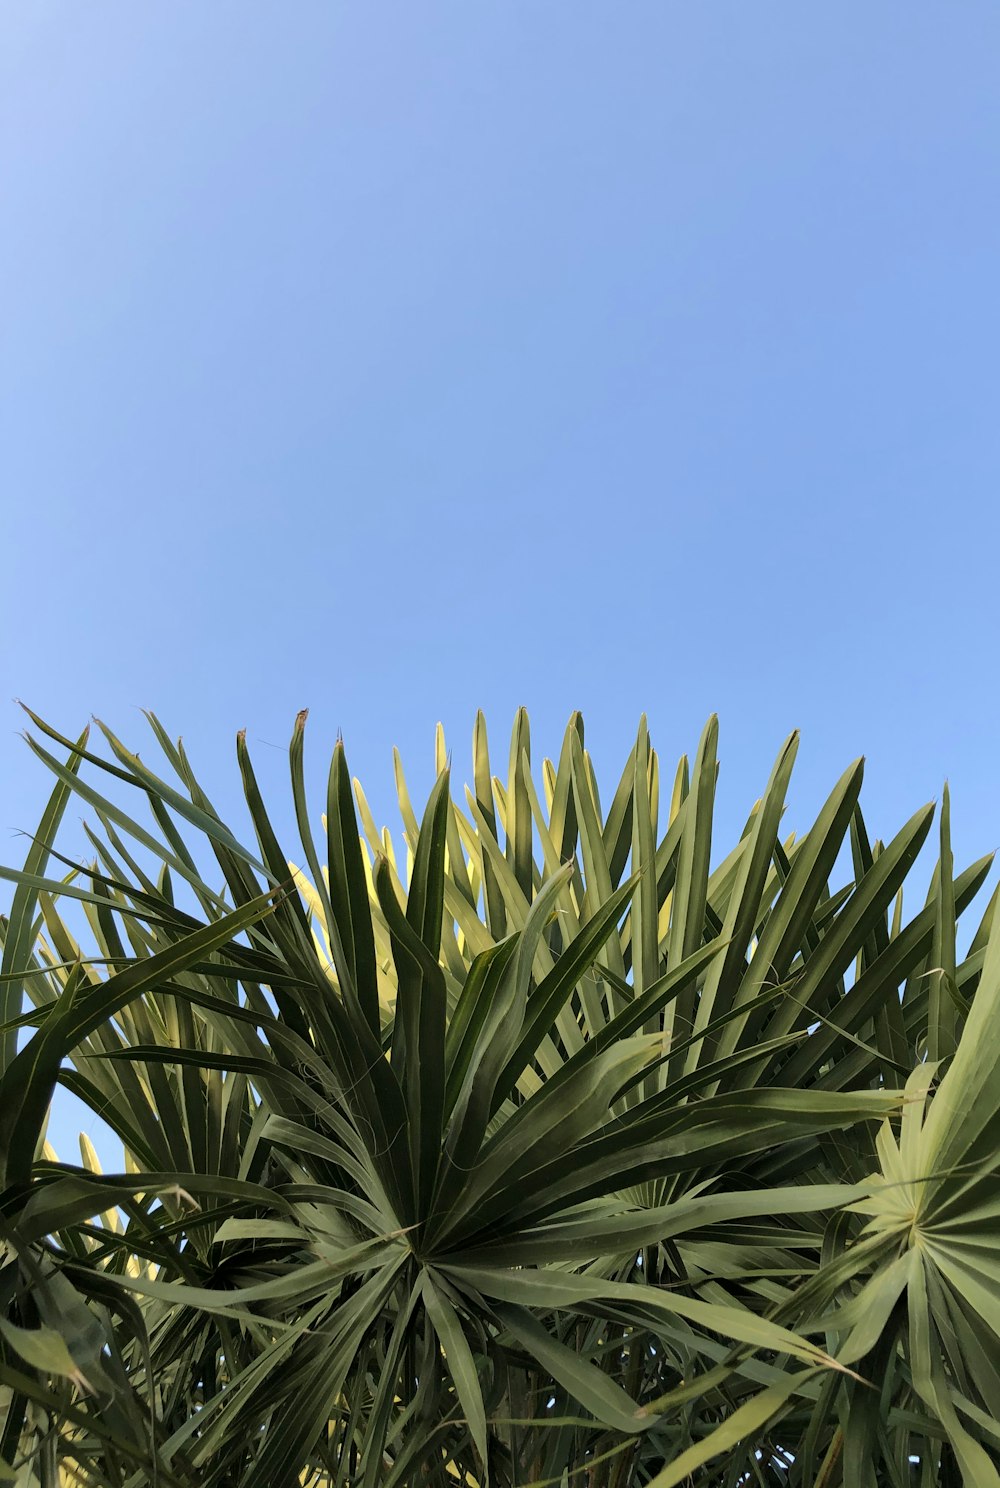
[0,707,997,1487]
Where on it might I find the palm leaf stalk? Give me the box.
[0,707,997,1487]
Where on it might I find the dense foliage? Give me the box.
[1,708,999,1487]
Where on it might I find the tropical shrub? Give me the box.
[1,707,998,1487]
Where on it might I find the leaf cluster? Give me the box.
[0,708,997,1487]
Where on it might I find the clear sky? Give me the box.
[3,2,1000,1066]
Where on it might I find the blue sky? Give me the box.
[3,3,1000,1131]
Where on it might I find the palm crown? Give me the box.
[1,707,998,1487]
